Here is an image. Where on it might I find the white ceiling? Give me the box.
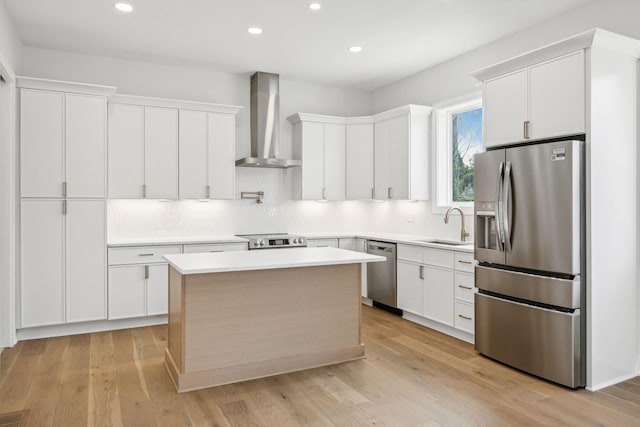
[3,0,594,91]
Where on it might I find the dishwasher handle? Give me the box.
[367,241,396,254]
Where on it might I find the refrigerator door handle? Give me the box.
[495,161,505,252]
[504,161,512,252]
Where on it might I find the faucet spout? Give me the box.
[444,207,470,242]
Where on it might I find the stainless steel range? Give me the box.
[236,233,307,250]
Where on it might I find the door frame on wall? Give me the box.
[0,52,17,351]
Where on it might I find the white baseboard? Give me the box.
[0,348,3,372]
[361,297,373,307]
[402,312,474,344]
[16,315,168,341]
[587,370,639,392]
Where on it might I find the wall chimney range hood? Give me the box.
[235,72,301,168]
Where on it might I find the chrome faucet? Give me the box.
[444,207,470,242]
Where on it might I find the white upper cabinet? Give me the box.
[144,107,178,199]
[346,121,374,200]
[482,50,585,147]
[373,105,431,200]
[110,95,241,199]
[20,90,64,198]
[289,114,346,201]
[483,70,528,147]
[528,51,585,140]
[108,103,145,198]
[178,110,208,199]
[179,110,237,199]
[20,83,109,198]
[108,102,178,199]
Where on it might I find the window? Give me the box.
[434,92,482,213]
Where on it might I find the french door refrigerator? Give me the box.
[474,139,585,388]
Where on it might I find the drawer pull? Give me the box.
[457,285,472,290]
[458,314,472,320]
[209,250,223,253]
[138,253,155,257]
[457,260,472,265]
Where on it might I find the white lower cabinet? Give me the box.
[107,245,181,319]
[306,238,339,248]
[20,199,106,328]
[397,244,476,342]
[397,261,423,315]
[423,265,454,326]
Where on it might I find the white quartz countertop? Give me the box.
[108,232,473,253]
[108,235,248,247]
[295,231,474,253]
[164,247,386,275]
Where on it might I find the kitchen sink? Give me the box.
[414,239,473,246]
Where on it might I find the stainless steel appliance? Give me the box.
[474,138,585,388]
[237,233,307,250]
[366,241,397,309]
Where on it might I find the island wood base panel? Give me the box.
[165,263,363,392]
[165,344,365,392]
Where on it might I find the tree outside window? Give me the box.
[451,108,482,202]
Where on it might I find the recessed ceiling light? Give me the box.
[248,27,263,35]
[349,46,363,53]
[309,3,322,10]
[114,2,133,12]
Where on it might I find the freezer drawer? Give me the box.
[475,293,583,388]
[475,265,580,309]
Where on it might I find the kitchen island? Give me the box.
[163,247,384,392]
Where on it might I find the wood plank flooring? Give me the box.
[1,305,639,426]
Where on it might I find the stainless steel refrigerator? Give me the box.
[474,139,585,388]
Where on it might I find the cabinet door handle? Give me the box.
[322,188,327,200]
[62,200,67,215]
[371,188,375,199]
[142,184,147,198]
[523,121,530,139]
[419,265,424,280]
[457,285,472,290]
[138,253,154,257]
[62,182,67,197]
[458,314,472,320]
[457,260,472,265]
[144,265,149,279]
[387,187,392,199]
[206,185,211,198]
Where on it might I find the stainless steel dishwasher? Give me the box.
[366,240,397,309]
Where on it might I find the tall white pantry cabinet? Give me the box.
[17,77,116,328]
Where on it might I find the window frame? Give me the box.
[432,91,482,215]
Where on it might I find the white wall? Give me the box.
[0,1,22,348]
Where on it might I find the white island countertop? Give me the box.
[164,247,386,275]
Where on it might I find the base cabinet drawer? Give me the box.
[183,242,247,253]
[108,245,181,265]
[455,301,474,334]
[454,271,475,303]
[307,238,339,248]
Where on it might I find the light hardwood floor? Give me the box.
[0,305,639,426]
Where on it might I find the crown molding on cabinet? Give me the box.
[287,113,374,125]
[16,76,117,97]
[372,104,433,122]
[287,105,433,126]
[111,94,243,115]
[471,28,640,82]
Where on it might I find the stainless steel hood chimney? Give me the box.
[235,72,301,168]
